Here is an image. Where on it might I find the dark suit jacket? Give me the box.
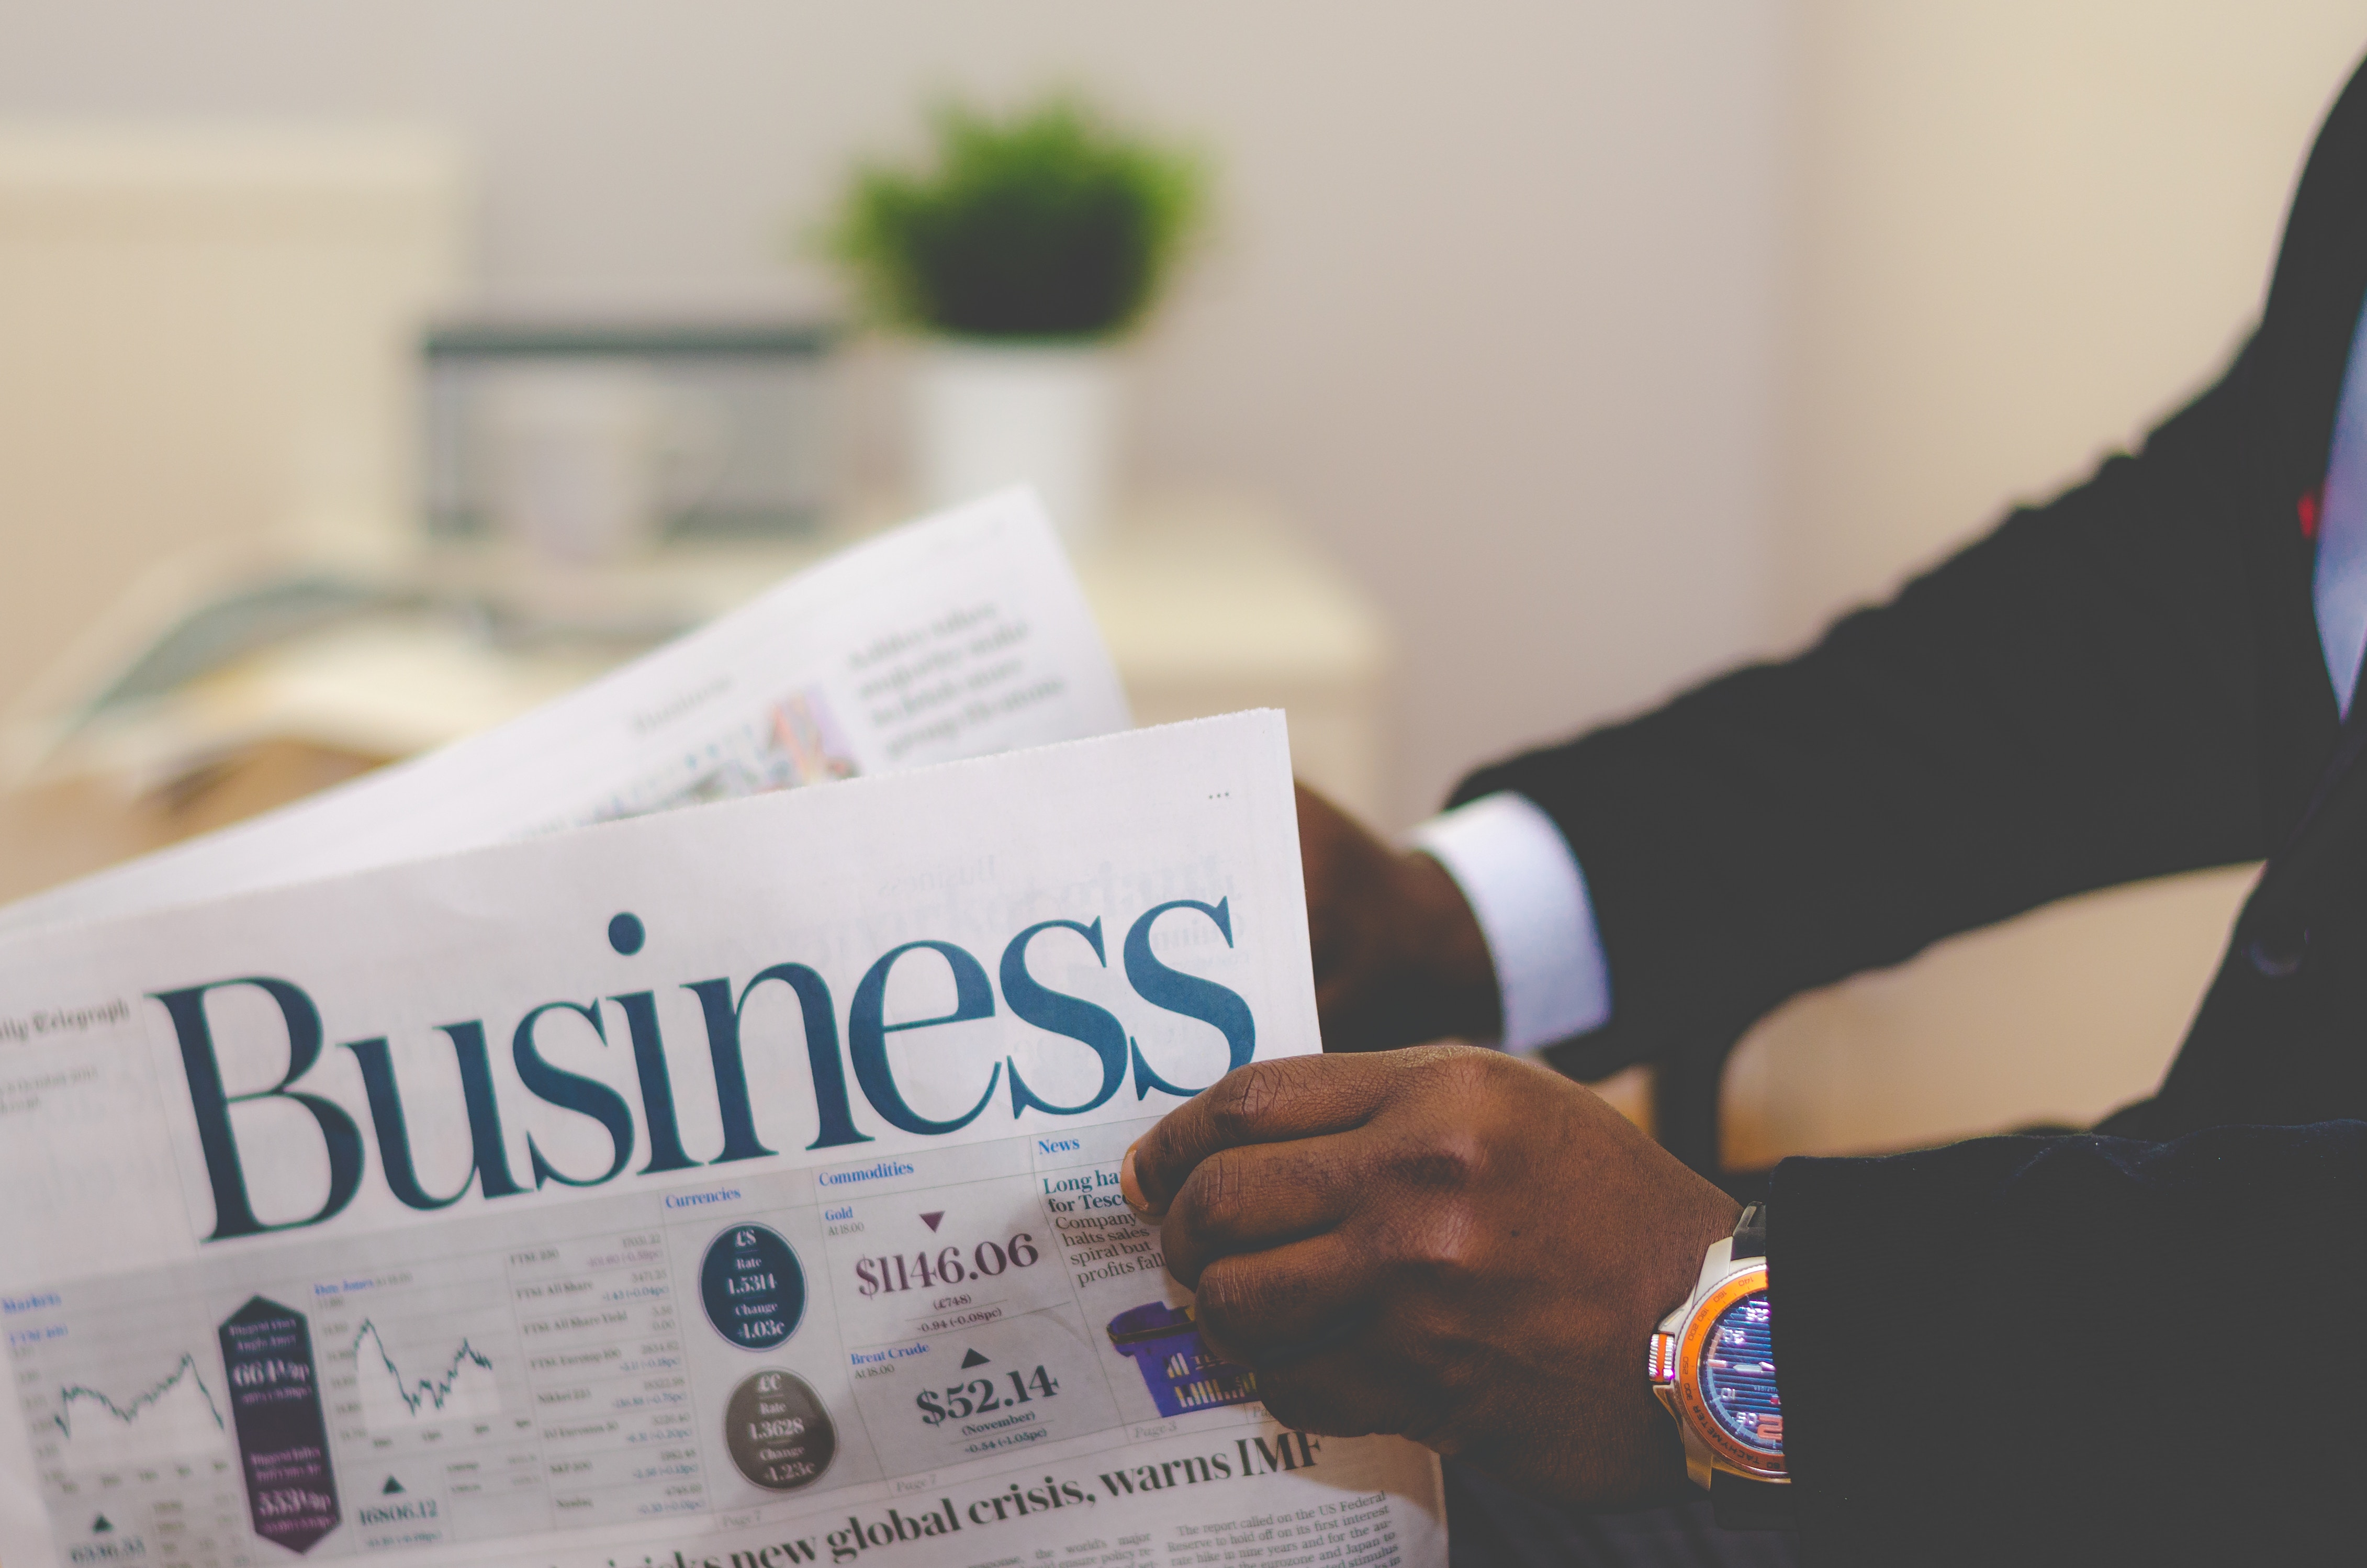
[1449,54,2367,1566]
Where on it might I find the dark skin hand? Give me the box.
[1297,783,1500,1051]
[1120,1046,1741,1508]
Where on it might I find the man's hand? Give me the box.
[1297,784,1499,1051]
[1121,1046,1740,1508]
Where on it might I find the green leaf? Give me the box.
[824,95,1208,339]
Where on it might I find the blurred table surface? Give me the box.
[0,492,1390,910]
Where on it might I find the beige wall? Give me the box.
[0,130,466,721]
[1725,4,2367,1162]
[8,3,2367,1155]
[1779,1,2367,641]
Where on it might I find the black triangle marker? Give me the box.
[383,1477,405,1495]
[960,1349,990,1369]
[92,1517,113,1534]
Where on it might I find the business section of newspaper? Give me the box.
[0,711,1444,1568]
[4,1117,1439,1568]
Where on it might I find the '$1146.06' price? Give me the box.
[855,1234,1040,1297]
[916,1365,1061,1426]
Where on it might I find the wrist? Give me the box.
[1394,848,1502,1042]
[1408,792,1611,1051]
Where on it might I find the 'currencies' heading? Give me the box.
[152,898,1255,1244]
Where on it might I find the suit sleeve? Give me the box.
[1451,351,2330,1069]
[1769,1123,2366,1563]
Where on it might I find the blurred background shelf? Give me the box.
[0,491,1390,905]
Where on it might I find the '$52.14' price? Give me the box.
[916,1365,1060,1426]
[855,1235,1040,1297]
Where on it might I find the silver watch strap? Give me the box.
[1731,1202,1767,1261]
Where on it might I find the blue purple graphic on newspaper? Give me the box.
[1106,1302,1259,1417]
[218,1297,340,1554]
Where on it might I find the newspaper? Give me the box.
[0,709,1448,1568]
[0,489,1131,937]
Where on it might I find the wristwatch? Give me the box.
[1647,1203,1792,1530]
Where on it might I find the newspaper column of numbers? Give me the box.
[507,1229,704,1527]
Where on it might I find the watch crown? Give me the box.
[1648,1331,1677,1384]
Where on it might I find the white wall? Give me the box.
[0,0,1789,828]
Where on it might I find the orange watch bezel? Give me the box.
[1672,1263,1786,1481]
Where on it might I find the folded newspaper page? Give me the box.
[0,711,1447,1568]
[0,489,1129,937]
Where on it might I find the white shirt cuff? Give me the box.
[1410,791,1612,1054]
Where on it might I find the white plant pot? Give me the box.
[913,341,1120,550]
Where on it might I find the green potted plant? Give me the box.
[828,95,1206,546]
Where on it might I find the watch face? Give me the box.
[1697,1289,1781,1458]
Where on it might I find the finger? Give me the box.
[1190,1231,1382,1364]
[1158,1132,1364,1288]
[1129,1053,1403,1217]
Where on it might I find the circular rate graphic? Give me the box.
[701,1225,807,1350]
[725,1370,834,1492]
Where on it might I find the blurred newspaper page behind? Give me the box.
[0,712,1445,1568]
[0,488,1129,936]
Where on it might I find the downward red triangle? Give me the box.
[920,1211,945,1231]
